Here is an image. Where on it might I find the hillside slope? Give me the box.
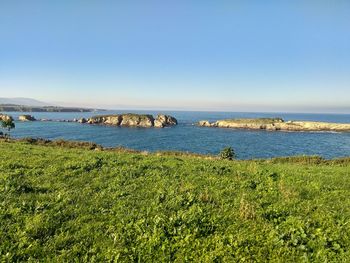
[0,97,50,106]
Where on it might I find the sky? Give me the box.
[0,1,349,113]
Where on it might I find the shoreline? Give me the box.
[1,136,349,163]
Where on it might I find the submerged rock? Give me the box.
[85,113,177,128]
[18,115,36,121]
[197,118,350,132]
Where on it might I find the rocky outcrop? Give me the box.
[78,118,87,124]
[197,118,350,132]
[18,115,36,121]
[0,113,13,122]
[198,120,212,127]
[40,118,78,122]
[279,121,350,132]
[154,114,178,128]
[84,113,177,128]
[120,114,153,127]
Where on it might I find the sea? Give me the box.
[4,111,350,159]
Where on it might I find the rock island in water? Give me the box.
[198,118,350,132]
[79,113,178,128]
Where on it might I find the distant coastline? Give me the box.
[0,104,105,113]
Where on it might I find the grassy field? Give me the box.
[1,140,350,262]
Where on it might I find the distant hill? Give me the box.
[0,104,103,113]
[0,97,104,112]
[0,97,51,106]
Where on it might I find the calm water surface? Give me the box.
[5,111,350,159]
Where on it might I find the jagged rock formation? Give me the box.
[18,115,36,121]
[197,118,350,132]
[154,114,178,128]
[84,113,177,128]
[0,114,13,122]
[198,120,211,127]
[78,118,87,124]
[120,114,153,127]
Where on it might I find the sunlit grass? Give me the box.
[0,140,349,261]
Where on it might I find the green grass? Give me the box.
[1,140,350,262]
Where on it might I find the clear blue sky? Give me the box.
[0,1,349,112]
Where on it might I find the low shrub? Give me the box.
[219,147,236,160]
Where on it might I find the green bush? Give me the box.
[0,118,15,137]
[219,147,235,160]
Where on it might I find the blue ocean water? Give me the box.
[4,111,350,159]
